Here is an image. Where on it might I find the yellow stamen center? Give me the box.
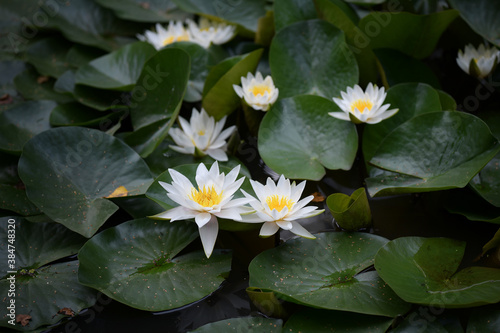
[251,84,271,97]
[266,195,294,212]
[189,185,223,207]
[198,130,205,136]
[163,34,189,46]
[351,99,373,113]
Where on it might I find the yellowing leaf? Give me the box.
[107,186,128,198]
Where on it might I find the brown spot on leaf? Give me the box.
[37,76,49,84]
[16,314,32,326]
[58,307,75,317]
[0,94,13,105]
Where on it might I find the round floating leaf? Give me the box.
[75,42,157,91]
[191,316,283,332]
[270,19,358,98]
[274,0,317,32]
[367,111,500,197]
[249,232,410,317]
[327,187,372,231]
[449,0,500,47]
[284,308,393,333]
[358,10,459,59]
[172,0,267,32]
[25,37,73,78]
[18,127,154,237]
[202,48,263,120]
[95,0,187,22]
[0,217,87,272]
[0,100,56,154]
[146,163,258,231]
[0,261,97,331]
[258,95,358,180]
[78,218,232,311]
[374,237,500,307]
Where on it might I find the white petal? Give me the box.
[260,222,280,237]
[198,215,219,258]
[329,112,351,121]
[276,220,293,230]
[289,221,315,239]
[195,212,212,228]
[151,206,196,221]
[206,149,228,161]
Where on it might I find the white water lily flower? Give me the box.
[169,108,236,162]
[152,162,252,258]
[329,83,398,124]
[457,44,500,78]
[187,17,236,48]
[240,175,323,238]
[137,22,190,50]
[233,72,279,111]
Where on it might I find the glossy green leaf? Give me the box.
[375,49,441,89]
[0,100,56,154]
[0,185,40,216]
[270,19,358,98]
[202,49,263,120]
[363,82,443,174]
[124,119,172,158]
[18,127,154,237]
[192,317,282,332]
[249,232,410,317]
[78,218,232,311]
[438,90,457,111]
[358,10,458,59]
[449,0,500,47]
[130,48,190,130]
[73,84,126,111]
[327,188,372,231]
[75,42,157,91]
[274,0,317,32]
[95,0,187,22]
[25,36,73,78]
[0,261,97,331]
[50,102,125,127]
[258,95,358,180]
[0,217,87,272]
[375,237,500,307]
[284,308,393,333]
[467,303,500,332]
[14,68,74,104]
[172,0,267,32]
[65,45,106,68]
[367,112,500,197]
[146,163,258,231]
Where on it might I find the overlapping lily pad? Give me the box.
[78,218,232,311]
[375,237,500,307]
[18,127,154,237]
[270,19,358,98]
[75,42,157,91]
[25,36,73,78]
[258,95,358,180]
[367,111,500,197]
[14,68,74,104]
[191,316,283,332]
[249,232,410,317]
[50,102,125,127]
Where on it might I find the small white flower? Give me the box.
[137,22,190,50]
[187,17,236,48]
[329,83,398,125]
[152,162,252,258]
[240,175,323,239]
[169,108,236,162]
[457,44,500,78]
[233,72,279,111]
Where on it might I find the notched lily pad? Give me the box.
[327,187,372,231]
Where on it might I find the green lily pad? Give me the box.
[50,102,125,127]
[146,163,258,231]
[53,69,76,96]
[358,10,458,59]
[0,100,56,154]
[374,237,500,307]
[191,317,283,332]
[449,0,500,47]
[25,36,73,78]
[75,42,157,91]
[95,0,187,22]
[14,68,74,104]
[273,0,317,32]
[73,84,126,111]
[367,112,500,197]
[467,303,500,332]
[258,95,358,180]
[284,308,394,333]
[0,185,40,216]
[249,232,411,317]
[202,48,263,120]
[172,0,267,32]
[270,19,358,98]
[246,287,289,318]
[18,127,154,237]
[0,261,97,331]
[327,187,372,231]
[470,152,500,207]
[65,45,106,68]
[438,90,457,111]
[78,218,232,311]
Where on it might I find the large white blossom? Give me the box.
[152,162,251,258]
[457,44,500,78]
[169,108,235,162]
[329,83,398,124]
[240,175,323,238]
[137,22,190,50]
[233,72,279,111]
[187,17,236,48]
